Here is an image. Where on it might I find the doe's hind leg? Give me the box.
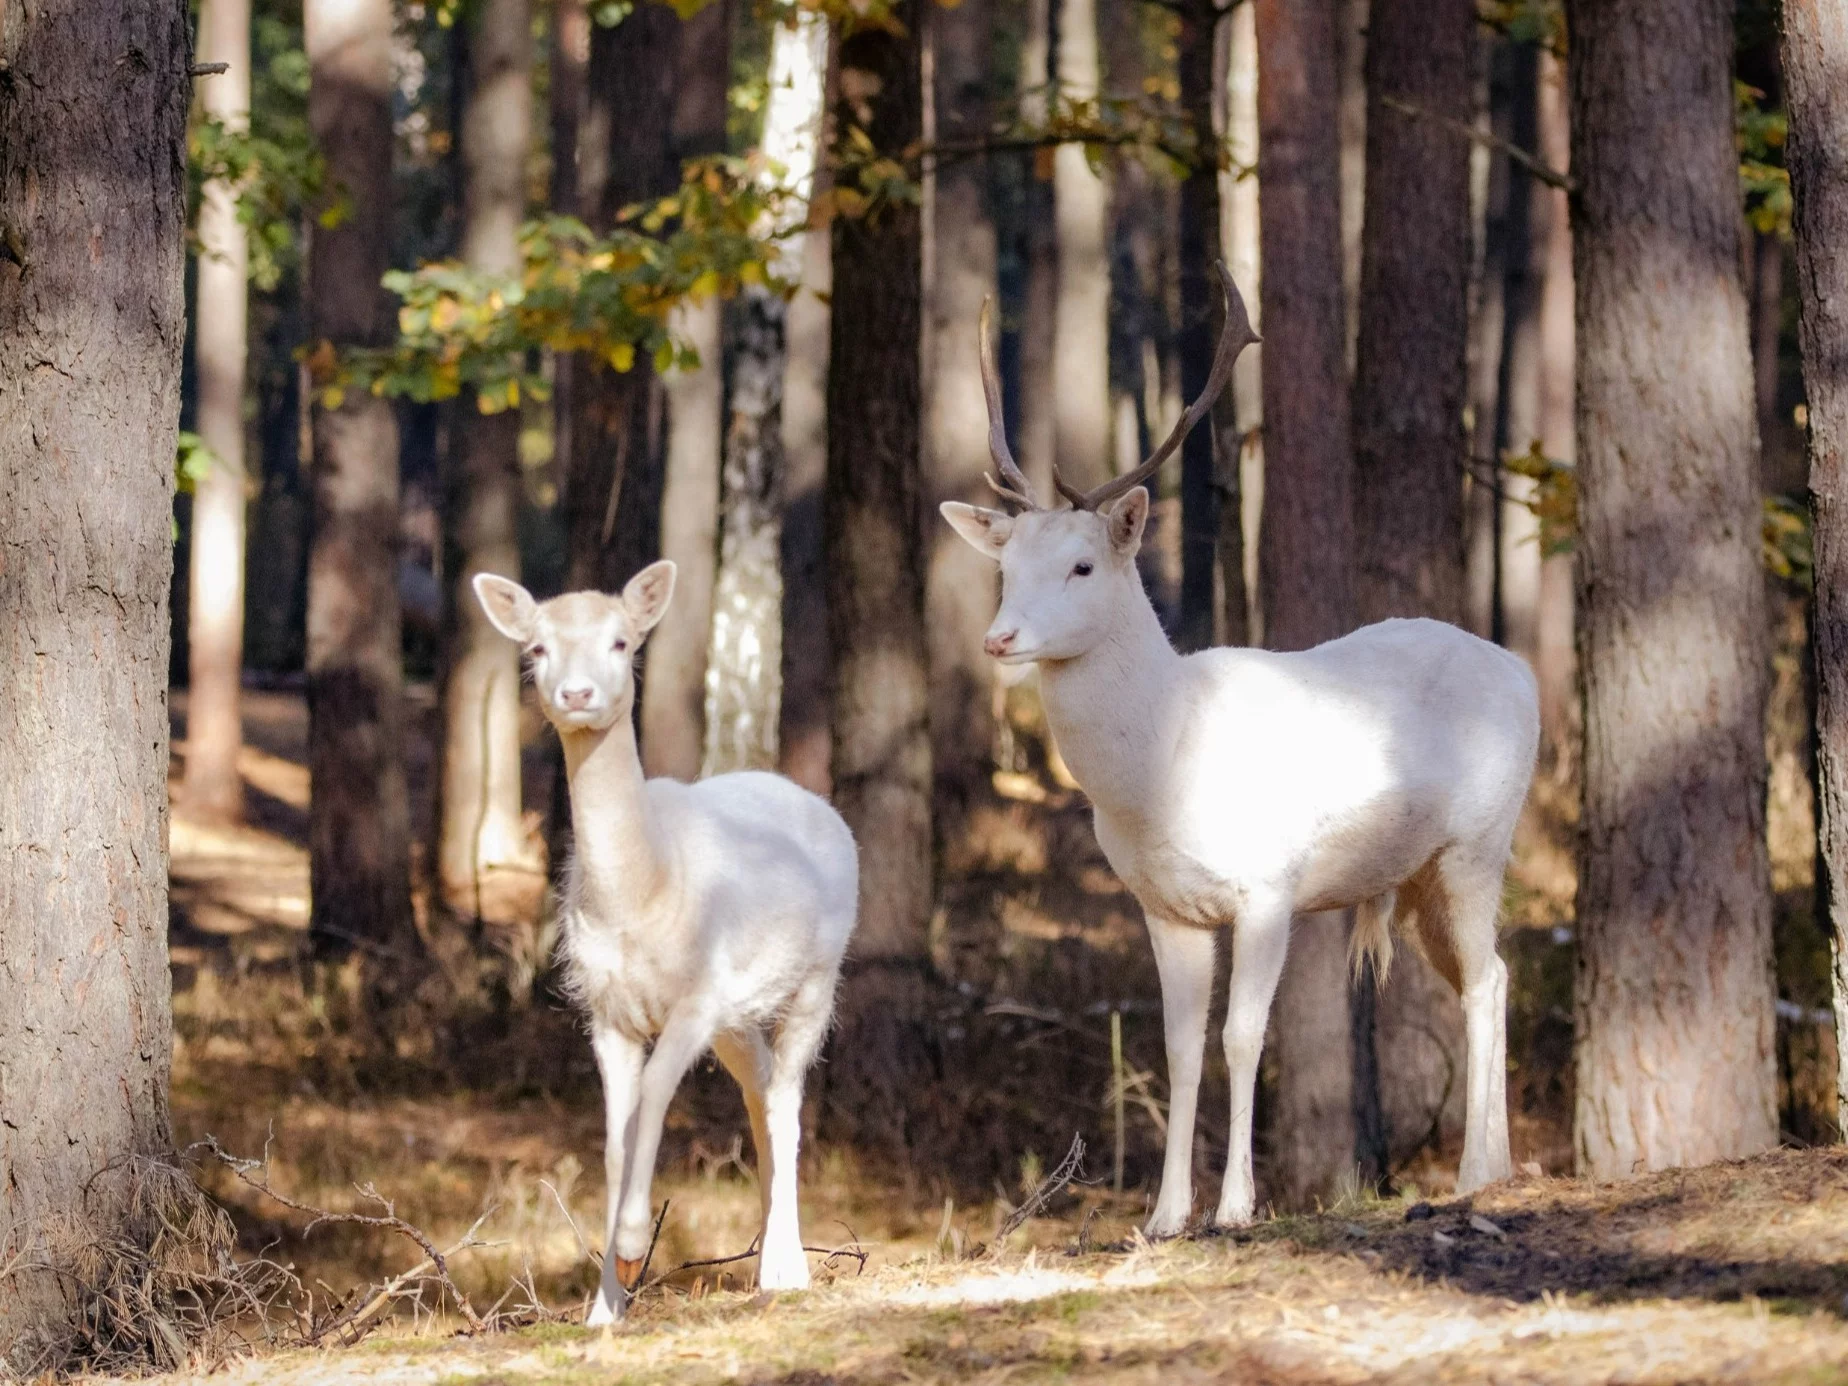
[758,968,838,1291]
[1436,851,1513,1192]
[713,1028,776,1231]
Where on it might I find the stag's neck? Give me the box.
[1037,592,1184,817]
[560,716,664,910]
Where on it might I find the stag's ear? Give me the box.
[940,502,1015,560]
[1107,488,1150,557]
[474,574,541,644]
[622,559,677,634]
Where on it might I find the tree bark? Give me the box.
[305,0,424,978]
[643,0,734,781]
[1016,0,1057,500]
[0,0,187,1363]
[1492,41,1540,656]
[925,0,1000,828]
[1568,0,1777,1178]
[1052,0,1111,491]
[1350,0,1475,1190]
[821,4,935,1154]
[548,0,589,512]
[1533,50,1575,774]
[1255,0,1357,1211]
[1782,0,1848,1131]
[182,0,251,824]
[1221,0,1261,645]
[1174,0,1227,653]
[437,0,532,923]
[707,9,829,777]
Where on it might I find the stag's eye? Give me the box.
[1072,561,1094,578]
[528,644,548,659]
[612,639,628,653]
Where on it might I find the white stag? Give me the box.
[940,267,1537,1233]
[475,563,858,1322]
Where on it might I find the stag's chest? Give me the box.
[1094,810,1243,929]
[558,894,692,1042]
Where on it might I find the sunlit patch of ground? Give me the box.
[85,1150,1848,1386]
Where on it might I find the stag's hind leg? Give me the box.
[758,968,837,1291]
[1427,849,1513,1193]
[713,1028,776,1230]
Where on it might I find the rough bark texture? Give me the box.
[1533,51,1576,773]
[1016,0,1057,500]
[1051,0,1111,491]
[826,7,930,962]
[644,0,734,781]
[0,0,187,1364]
[1349,0,1474,1183]
[437,0,532,923]
[1221,0,1261,645]
[1568,0,1777,1178]
[305,0,423,975]
[706,11,826,777]
[1783,0,1848,1127]
[1174,0,1226,653]
[925,0,1000,826]
[182,0,251,824]
[1254,0,1357,1210]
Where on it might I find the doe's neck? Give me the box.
[559,712,663,904]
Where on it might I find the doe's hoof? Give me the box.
[615,1256,646,1292]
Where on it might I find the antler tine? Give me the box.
[978,296,1042,510]
[1070,262,1259,512]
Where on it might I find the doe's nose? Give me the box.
[984,629,1017,658]
[556,682,596,711]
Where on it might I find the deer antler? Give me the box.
[978,297,1043,511]
[1055,262,1258,513]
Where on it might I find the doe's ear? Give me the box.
[940,501,1015,560]
[473,573,541,644]
[1107,488,1150,557]
[622,559,677,634]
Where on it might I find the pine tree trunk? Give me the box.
[1221,0,1261,645]
[1782,0,1848,1132]
[0,0,187,1362]
[1349,0,1475,1187]
[1568,0,1777,1178]
[644,0,734,780]
[1533,50,1576,774]
[182,0,251,824]
[1174,0,1226,653]
[1052,0,1111,491]
[821,4,935,1154]
[548,0,588,507]
[1492,42,1540,657]
[777,28,836,797]
[925,0,999,828]
[1254,0,1357,1210]
[437,0,532,924]
[305,0,423,979]
[1017,0,1057,500]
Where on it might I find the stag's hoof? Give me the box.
[615,1256,647,1292]
[586,1292,624,1328]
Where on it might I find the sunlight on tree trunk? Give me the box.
[1350,0,1475,1189]
[925,0,1000,831]
[0,0,186,1362]
[1255,0,1358,1211]
[305,0,424,984]
[1222,0,1262,646]
[706,9,829,778]
[1017,0,1057,500]
[644,0,734,781]
[183,0,251,826]
[548,0,589,506]
[1569,0,1776,1178]
[437,0,533,924]
[1052,0,1111,491]
[1533,51,1576,777]
[1782,0,1848,1134]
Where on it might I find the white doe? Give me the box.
[475,563,858,1323]
[941,267,1538,1235]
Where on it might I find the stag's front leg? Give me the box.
[1144,916,1217,1239]
[1213,895,1292,1227]
[612,1007,718,1292]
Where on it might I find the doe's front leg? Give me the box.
[1212,897,1292,1228]
[611,1006,719,1290]
[1143,917,1218,1239]
[588,1026,645,1326]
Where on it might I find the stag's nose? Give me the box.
[984,629,1018,658]
[556,682,597,712]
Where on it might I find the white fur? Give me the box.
[474,565,858,1323]
[943,492,1537,1235]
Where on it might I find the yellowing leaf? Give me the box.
[690,269,722,300]
[608,342,636,372]
[322,385,345,411]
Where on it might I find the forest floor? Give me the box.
[132,687,1848,1384]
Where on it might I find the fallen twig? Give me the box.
[995,1134,1087,1244]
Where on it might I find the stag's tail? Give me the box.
[1350,890,1395,989]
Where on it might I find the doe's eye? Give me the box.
[612,639,629,653]
[1072,561,1094,578]
[528,644,547,659]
